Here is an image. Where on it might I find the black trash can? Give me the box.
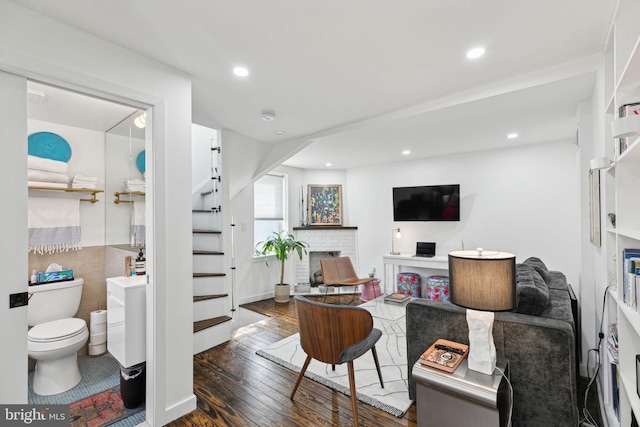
[120,362,145,409]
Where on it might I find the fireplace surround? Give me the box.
[293,226,358,285]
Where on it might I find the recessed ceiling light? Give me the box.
[274,130,286,135]
[261,111,275,121]
[325,163,332,167]
[507,133,518,139]
[233,66,249,77]
[466,47,485,59]
[402,150,411,155]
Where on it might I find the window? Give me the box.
[254,173,287,255]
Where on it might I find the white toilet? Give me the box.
[28,278,89,396]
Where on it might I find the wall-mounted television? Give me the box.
[393,184,460,221]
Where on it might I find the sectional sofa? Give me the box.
[406,257,579,426]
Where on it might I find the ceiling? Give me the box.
[27,81,140,136]
[11,1,615,169]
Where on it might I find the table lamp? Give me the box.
[448,249,516,375]
[390,228,401,255]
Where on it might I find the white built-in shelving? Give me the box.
[600,1,640,425]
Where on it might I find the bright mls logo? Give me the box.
[1,405,67,426]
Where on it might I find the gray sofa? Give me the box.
[406,257,578,426]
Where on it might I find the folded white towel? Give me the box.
[124,178,145,193]
[72,182,97,189]
[28,155,68,174]
[28,197,81,254]
[28,181,69,189]
[28,169,70,183]
[73,174,98,183]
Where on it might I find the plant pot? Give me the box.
[274,284,291,303]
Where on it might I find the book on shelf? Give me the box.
[384,293,410,304]
[627,257,640,309]
[618,102,640,155]
[622,248,640,308]
[612,362,620,421]
[607,323,619,363]
[609,323,618,344]
[607,346,619,364]
[419,339,469,373]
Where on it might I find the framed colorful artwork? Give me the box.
[307,184,342,226]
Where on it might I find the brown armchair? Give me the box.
[320,257,376,304]
[290,295,384,427]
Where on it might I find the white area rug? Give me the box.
[256,298,412,417]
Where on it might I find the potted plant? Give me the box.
[256,231,309,303]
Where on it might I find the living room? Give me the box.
[1,1,637,426]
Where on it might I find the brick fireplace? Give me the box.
[293,226,358,285]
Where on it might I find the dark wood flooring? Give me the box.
[167,295,417,427]
[167,296,601,427]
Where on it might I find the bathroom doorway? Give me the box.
[26,80,149,423]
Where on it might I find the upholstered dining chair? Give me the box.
[290,295,384,427]
[320,257,376,304]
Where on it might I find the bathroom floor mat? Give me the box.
[69,385,144,427]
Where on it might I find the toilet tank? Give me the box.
[28,278,84,326]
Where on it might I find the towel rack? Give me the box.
[114,191,145,204]
[28,186,104,203]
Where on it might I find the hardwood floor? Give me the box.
[167,296,417,427]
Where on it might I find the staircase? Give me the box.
[192,129,232,354]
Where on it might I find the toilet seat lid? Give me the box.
[29,318,87,343]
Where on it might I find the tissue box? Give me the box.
[36,269,74,284]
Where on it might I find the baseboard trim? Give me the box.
[162,393,198,426]
[238,292,274,305]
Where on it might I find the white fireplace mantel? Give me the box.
[293,226,358,284]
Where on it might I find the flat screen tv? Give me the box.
[393,184,460,221]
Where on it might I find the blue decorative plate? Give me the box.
[28,132,72,162]
[136,150,146,174]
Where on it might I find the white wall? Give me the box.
[223,130,278,303]
[228,161,306,303]
[0,3,195,424]
[584,61,611,379]
[28,119,107,246]
[347,141,581,288]
[0,70,28,403]
[228,138,581,309]
[192,123,216,191]
[222,129,346,303]
[576,99,601,376]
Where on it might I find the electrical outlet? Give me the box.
[9,292,29,308]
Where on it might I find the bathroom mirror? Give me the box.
[105,111,146,247]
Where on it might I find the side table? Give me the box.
[412,359,511,427]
